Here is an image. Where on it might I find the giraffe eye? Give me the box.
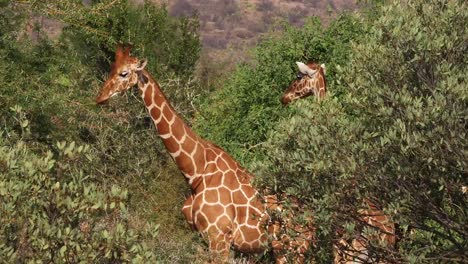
[296,73,304,79]
[119,71,129,78]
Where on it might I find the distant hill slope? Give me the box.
[29,0,358,53]
[146,0,359,51]
[29,0,359,64]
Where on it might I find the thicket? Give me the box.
[0,108,159,263]
[196,0,466,262]
[1,0,205,262]
[254,0,467,262]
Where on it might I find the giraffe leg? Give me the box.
[192,194,233,263]
[206,228,232,263]
[272,238,288,264]
[272,234,310,264]
[266,195,314,264]
[182,195,195,230]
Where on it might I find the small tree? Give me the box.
[0,1,204,261]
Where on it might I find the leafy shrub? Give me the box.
[32,0,201,79]
[0,108,159,263]
[194,13,365,164]
[256,0,467,262]
[0,0,204,262]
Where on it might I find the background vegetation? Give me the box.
[195,13,366,163]
[1,0,466,263]
[196,0,467,262]
[1,0,205,262]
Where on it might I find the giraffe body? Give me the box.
[96,47,313,262]
[334,200,396,263]
[140,70,270,256]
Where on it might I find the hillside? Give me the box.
[28,0,358,63]
[142,0,359,58]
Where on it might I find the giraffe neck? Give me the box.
[308,78,320,97]
[316,73,326,97]
[137,70,204,185]
[302,74,325,98]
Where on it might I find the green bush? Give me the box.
[256,0,467,262]
[194,14,366,164]
[0,0,204,262]
[0,108,159,263]
[31,0,201,77]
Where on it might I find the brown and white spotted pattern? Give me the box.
[334,200,396,263]
[96,46,314,263]
[281,62,327,105]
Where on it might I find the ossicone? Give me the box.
[115,44,133,60]
[296,61,317,77]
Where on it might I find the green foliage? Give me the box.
[194,14,365,163]
[2,0,465,262]
[0,1,204,262]
[31,0,201,78]
[256,0,467,262]
[0,110,159,263]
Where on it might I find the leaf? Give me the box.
[21,120,29,128]
[57,75,72,87]
[59,245,67,257]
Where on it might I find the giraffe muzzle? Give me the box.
[280,95,291,105]
[96,94,109,104]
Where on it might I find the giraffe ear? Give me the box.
[136,59,147,71]
[320,64,326,75]
[296,62,317,77]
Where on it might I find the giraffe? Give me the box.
[280,62,327,105]
[333,200,396,263]
[282,62,396,263]
[95,46,314,263]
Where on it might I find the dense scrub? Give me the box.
[195,13,366,163]
[1,0,466,263]
[196,0,467,262]
[254,0,467,262]
[1,0,205,262]
[0,113,159,262]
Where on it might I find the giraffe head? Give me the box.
[96,45,147,104]
[280,62,326,105]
